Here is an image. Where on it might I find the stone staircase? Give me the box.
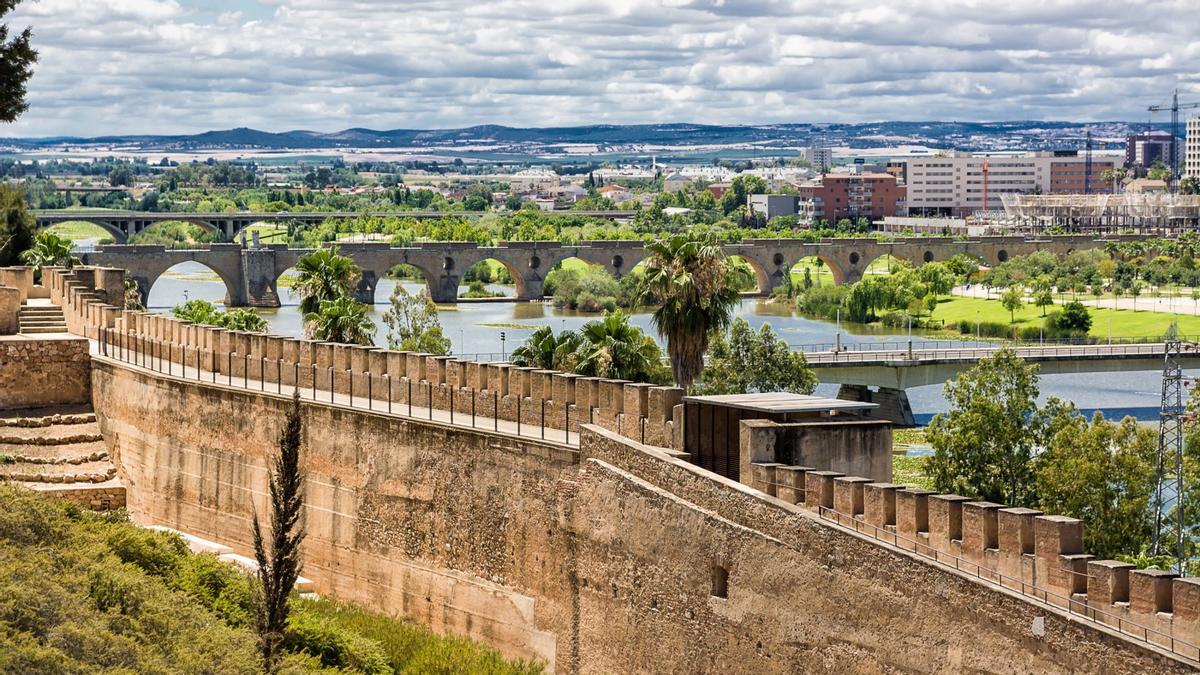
[0,405,124,510]
[18,302,68,335]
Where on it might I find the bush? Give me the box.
[1045,301,1092,339]
[794,284,847,320]
[284,609,394,674]
[957,320,1012,339]
[106,527,188,577]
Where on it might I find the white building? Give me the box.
[509,169,560,193]
[663,172,692,193]
[801,147,834,171]
[1187,115,1200,180]
[903,151,1118,216]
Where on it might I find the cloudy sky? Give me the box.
[6,0,1200,137]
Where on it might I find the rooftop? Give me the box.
[681,392,877,414]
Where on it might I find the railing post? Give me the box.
[385,374,391,414]
[228,352,233,386]
[494,392,499,431]
[517,397,522,436]
[278,358,282,394]
[348,368,353,407]
[540,400,545,439]
[471,390,476,428]
[450,387,455,424]
[261,357,267,391]
[367,372,372,411]
[427,382,432,420]
[310,364,316,400]
[329,367,334,403]
[408,379,413,416]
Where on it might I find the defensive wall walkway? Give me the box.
[22,263,1200,673]
[78,232,1151,306]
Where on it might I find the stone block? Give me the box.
[488,363,511,396]
[552,373,579,405]
[961,501,1002,565]
[599,379,629,413]
[895,488,936,551]
[1131,569,1179,616]
[774,466,811,505]
[927,494,971,555]
[406,352,428,382]
[804,470,843,511]
[1087,560,1135,607]
[751,462,784,496]
[623,383,652,419]
[863,483,901,529]
[833,476,872,518]
[1172,578,1200,643]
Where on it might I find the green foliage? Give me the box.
[510,325,584,371]
[640,232,742,389]
[293,247,362,316]
[1044,300,1091,338]
[305,296,376,345]
[383,284,450,354]
[793,284,848,320]
[695,319,817,395]
[926,349,1042,505]
[0,184,33,266]
[545,265,626,312]
[128,221,221,248]
[0,485,539,674]
[0,1,37,124]
[172,299,269,333]
[1035,411,1158,559]
[19,230,77,278]
[511,313,668,384]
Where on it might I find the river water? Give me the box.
[147,262,1185,424]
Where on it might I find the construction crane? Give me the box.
[1147,89,1200,180]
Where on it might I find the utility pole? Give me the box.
[1152,329,1188,572]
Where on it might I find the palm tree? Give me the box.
[510,325,584,371]
[639,233,741,389]
[292,247,361,315]
[304,296,375,345]
[574,310,663,382]
[20,231,77,278]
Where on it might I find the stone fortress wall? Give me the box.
[40,265,1200,672]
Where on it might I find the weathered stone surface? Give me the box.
[0,336,91,408]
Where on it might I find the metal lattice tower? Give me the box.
[1152,333,1186,571]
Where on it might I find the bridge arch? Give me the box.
[39,219,128,245]
[460,258,521,300]
[144,260,239,309]
[726,254,771,294]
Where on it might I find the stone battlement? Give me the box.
[748,462,1200,659]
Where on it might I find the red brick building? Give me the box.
[796,173,906,223]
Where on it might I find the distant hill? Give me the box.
[0,121,1145,152]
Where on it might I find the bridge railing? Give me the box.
[793,334,1199,354]
[802,343,1179,364]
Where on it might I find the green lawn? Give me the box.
[44,220,113,242]
[240,222,289,243]
[927,294,1200,339]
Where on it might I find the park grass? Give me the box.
[240,222,288,243]
[926,294,1200,339]
[44,220,113,242]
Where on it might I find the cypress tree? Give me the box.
[253,391,306,673]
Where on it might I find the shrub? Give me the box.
[284,609,394,674]
[106,528,187,577]
[957,320,1012,339]
[794,284,847,320]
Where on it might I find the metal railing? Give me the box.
[814,505,1200,664]
[802,342,1182,365]
[792,335,1200,354]
[94,328,636,449]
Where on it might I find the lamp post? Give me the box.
[835,308,842,352]
[500,331,507,361]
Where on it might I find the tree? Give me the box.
[926,348,1042,506]
[252,391,306,674]
[510,325,583,371]
[0,1,37,123]
[639,232,742,389]
[1000,285,1024,324]
[1035,411,1157,559]
[1047,300,1092,336]
[172,299,268,333]
[108,164,134,187]
[1129,281,1143,311]
[918,261,955,306]
[382,284,450,355]
[19,230,77,278]
[695,319,817,395]
[0,184,31,265]
[304,296,375,345]
[292,247,361,316]
[573,310,665,383]
[1033,285,1054,317]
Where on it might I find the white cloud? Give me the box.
[4,0,1200,136]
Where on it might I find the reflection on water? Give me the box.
[146,262,1186,423]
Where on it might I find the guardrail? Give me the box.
[815,505,1200,664]
[791,335,1200,353]
[93,328,653,449]
[802,342,1180,365]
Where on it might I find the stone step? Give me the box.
[0,422,103,446]
[0,404,94,422]
[19,326,71,334]
[218,552,315,593]
[146,526,235,556]
[18,307,64,315]
[0,460,117,484]
[0,412,97,428]
[0,440,108,464]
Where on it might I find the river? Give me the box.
[147,262,1185,424]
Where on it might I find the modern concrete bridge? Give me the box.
[34,209,637,244]
[81,233,1143,307]
[804,342,1193,425]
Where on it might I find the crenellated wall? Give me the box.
[43,266,1200,672]
[746,461,1200,661]
[45,266,683,450]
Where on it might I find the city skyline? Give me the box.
[5,0,1200,137]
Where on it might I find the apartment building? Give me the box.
[800,147,834,171]
[795,172,906,223]
[1187,115,1200,180]
[903,152,1116,216]
[1124,131,1179,170]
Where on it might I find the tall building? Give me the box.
[795,173,906,223]
[801,147,834,172]
[1187,115,1200,180]
[902,152,1117,216]
[1125,131,1179,171]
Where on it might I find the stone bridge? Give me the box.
[34,209,637,244]
[82,234,1149,308]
